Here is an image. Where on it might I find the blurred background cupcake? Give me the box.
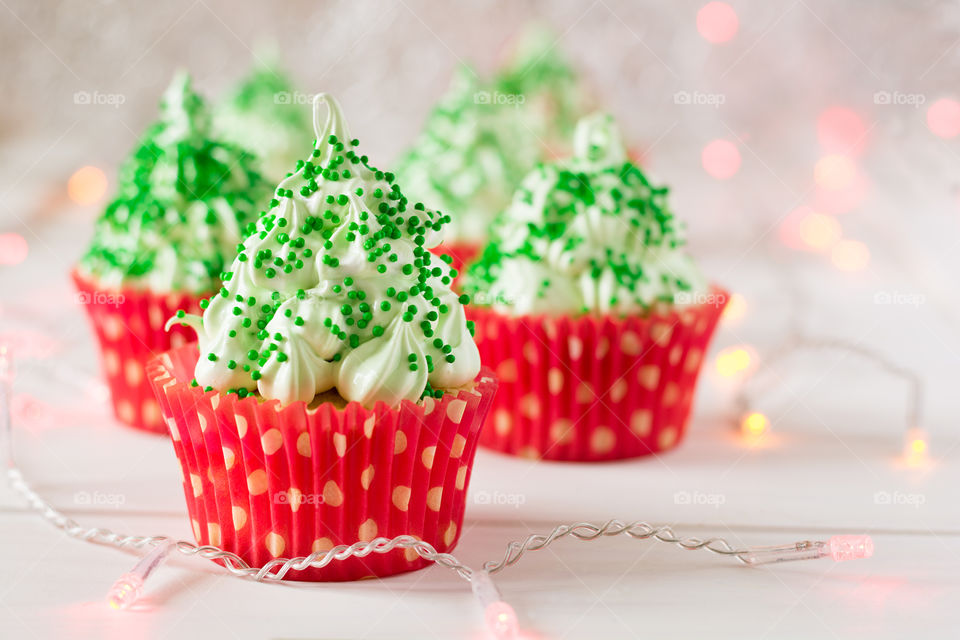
[73,72,269,434]
[464,112,727,462]
[493,23,594,156]
[213,50,314,182]
[151,95,497,581]
[394,26,591,274]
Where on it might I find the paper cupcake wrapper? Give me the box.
[468,287,728,462]
[72,270,203,434]
[147,344,498,582]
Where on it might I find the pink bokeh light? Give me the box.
[927,98,960,138]
[817,107,868,156]
[697,2,739,44]
[0,232,29,265]
[701,139,741,179]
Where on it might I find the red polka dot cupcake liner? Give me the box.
[146,343,498,582]
[469,287,728,462]
[72,270,202,435]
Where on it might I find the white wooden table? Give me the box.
[1,205,958,639]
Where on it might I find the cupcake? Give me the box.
[214,55,313,182]
[148,94,497,581]
[493,23,593,156]
[396,32,592,275]
[394,65,544,274]
[74,72,269,434]
[464,113,726,462]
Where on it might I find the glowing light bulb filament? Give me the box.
[741,412,769,438]
[904,427,928,465]
[107,574,143,610]
[106,540,173,610]
[471,570,519,640]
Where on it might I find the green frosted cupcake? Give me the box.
[74,71,270,433]
[465,112,706,315]
[463,113,724,462]
[394,65,539,246]
[395,27,591,259]
[214,56,313,182]
[79,71,270,293]
[148,96,498,580]
[181,94,482,407]
[494,23,593,153]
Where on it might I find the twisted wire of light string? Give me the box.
[6,467,473,582]
[483,520,748,573]
[8,463,754,583]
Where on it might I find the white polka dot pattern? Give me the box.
[151,344,496,581]
[265,532,286,557]
[73,271,204,435]
[261,429,283,455]
[469,290,728,462]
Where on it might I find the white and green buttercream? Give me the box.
[78,72,269,293]
[464,113,707,316]
[176,94,481,408]
[395,27,591,245]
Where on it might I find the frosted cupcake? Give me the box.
[494,23,593,155]
[464,113,726,462]
[74,72,268,434]
[394,65,542,273]
[214,56,313,182]
[396,33,591,273]
[148,94,497,581]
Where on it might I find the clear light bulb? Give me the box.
[827,535,874,562]
[738,535,873,565]
[106,541,173,610]
[107,574,144,610]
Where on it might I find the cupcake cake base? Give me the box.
[147,344,497,581]
[469,288,727,462]
[72,270,202,434]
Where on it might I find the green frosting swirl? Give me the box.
[214,57,313,182]
[177,94,481,408]
[78,72,270,293]
[464,113,706,316]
